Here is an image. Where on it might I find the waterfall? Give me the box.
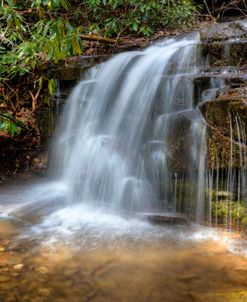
[51,32,209,220]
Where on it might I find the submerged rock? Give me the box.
[0,275,10,283]
[138,212,189,225]
[13,263,24,270]
[35,266,49,275]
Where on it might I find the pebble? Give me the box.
[36,266,49,275]
[13,263,24,270]
[38,288,51,296]
[0,275,10,282]
[0,245,5,252]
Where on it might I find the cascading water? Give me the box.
[1,31,244,233]
[0,30,244,235]
[51,33,208,220]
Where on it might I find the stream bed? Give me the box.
[0,179,247,302]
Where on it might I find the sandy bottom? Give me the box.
[0,179,247,302]
[1,224,247,302]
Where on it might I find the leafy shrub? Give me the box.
[0,0,201,110]
[85,0,200,37]
[0,113,24,137]
[212,200,247,225]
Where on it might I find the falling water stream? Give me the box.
[50,32,207,218]
[0,33,247,302]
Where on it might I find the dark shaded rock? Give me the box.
[13,196,66,224]
[42,55,110,81]
[138,212,189,225]
[193,69,247,104]
[30,152,48,176]
[203,40,247,67]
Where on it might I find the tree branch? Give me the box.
[80,34,118,44]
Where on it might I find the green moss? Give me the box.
[202,92,247,169]
[211,200,247,226]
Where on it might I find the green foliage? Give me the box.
[0,0,201,108]
[86,0,200,37]
[48,79,58,95]
[0,113,24,137]
[0,0,83,85]
[212,200,247,225]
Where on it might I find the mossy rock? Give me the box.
[200,19,247,67]
[203,40,247,67]
[200,19,247,42]
[200,87,247,169]
[44,55,109,81]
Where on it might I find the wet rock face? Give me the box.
[44,55,110,81]
[198,19,247,169]
[164,19,247,172]
[204,41,247,67]
[201,88,247,169]
[200,19,247,42]
[200,19,247,67]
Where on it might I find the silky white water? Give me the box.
[49,33,208,220]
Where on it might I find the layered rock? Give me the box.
[199,19,247,169]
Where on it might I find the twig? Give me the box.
[80,34,117,44]
[203,0,216,20]
[214,0,247,17]
[29,85,42,112]
[0,33,16,48]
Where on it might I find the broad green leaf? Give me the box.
[48,78,57,95]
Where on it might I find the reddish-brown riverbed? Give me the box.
[1,229,247,302]
[1,179,247,302]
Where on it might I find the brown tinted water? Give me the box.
[1,225,247,302]
[1,179,247,302]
